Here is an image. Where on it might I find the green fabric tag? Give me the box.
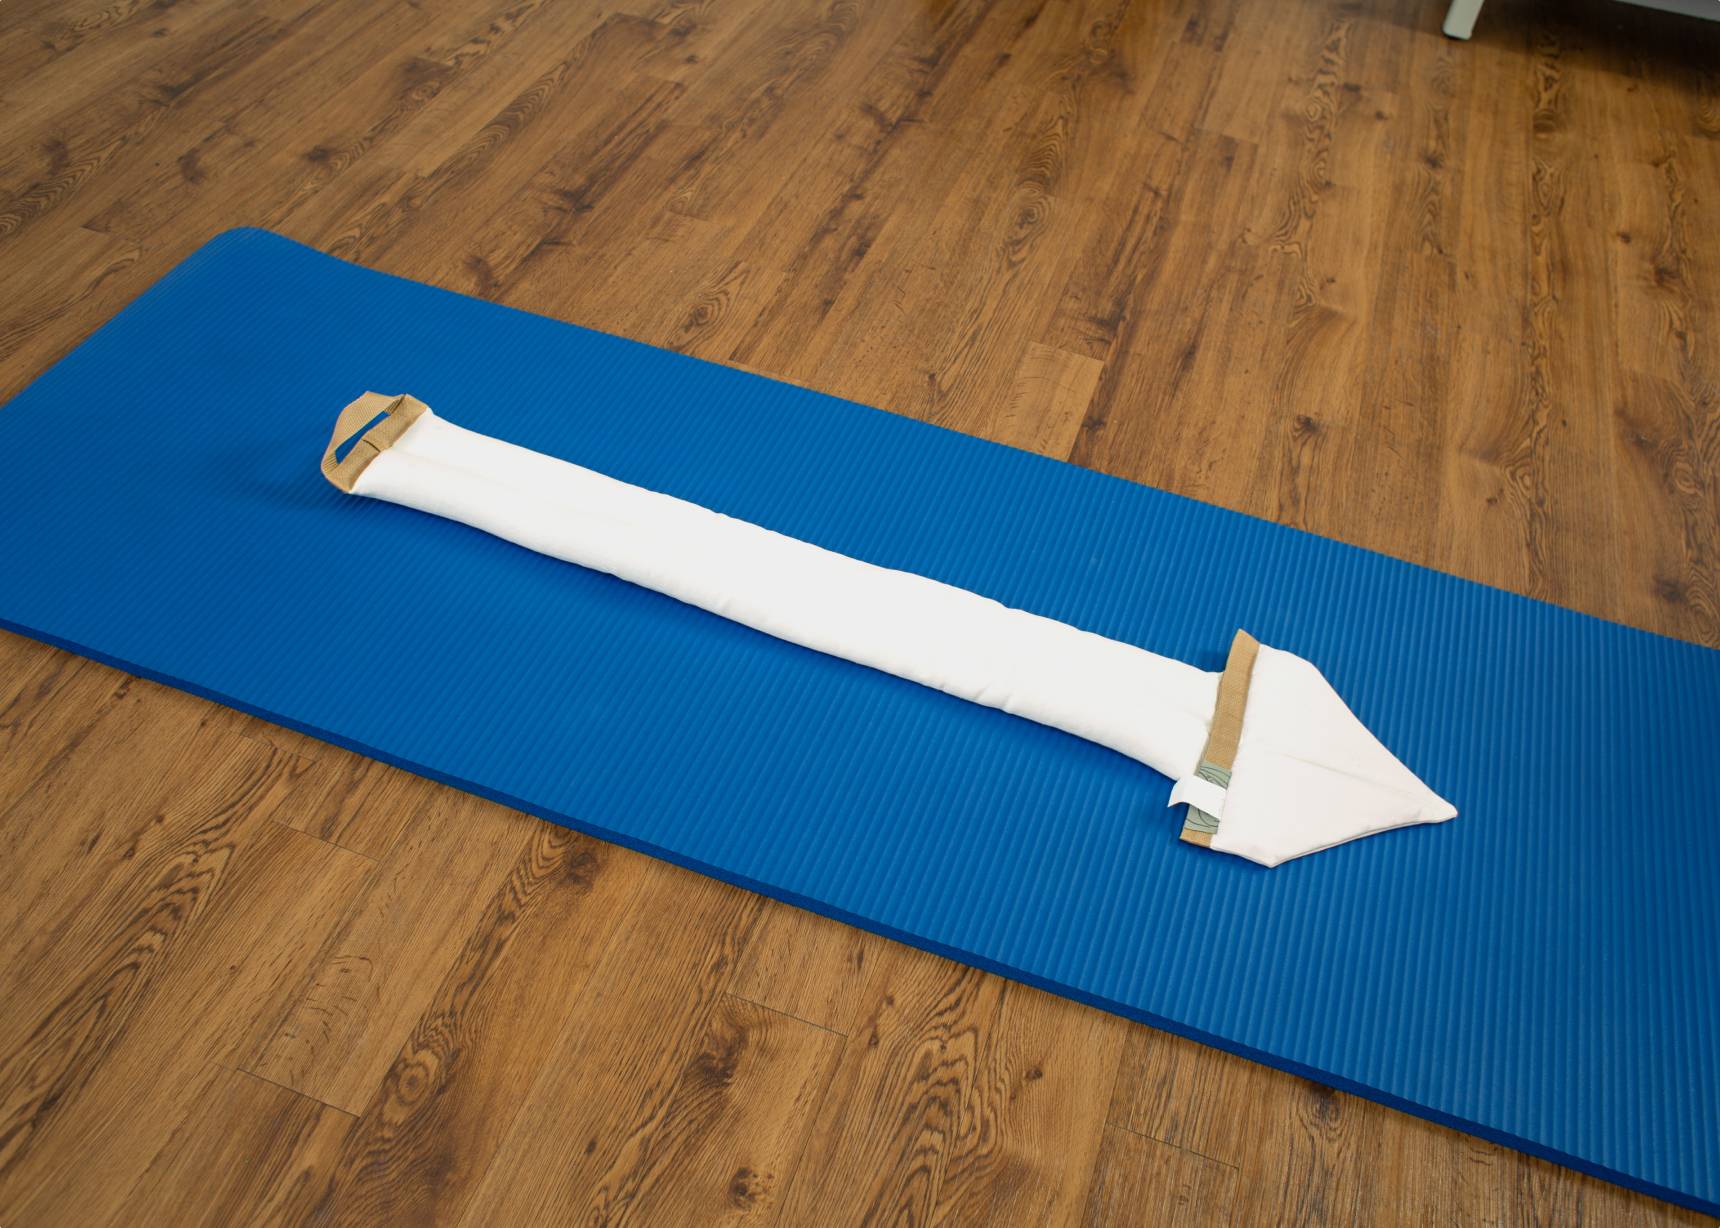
[1179,759,1231,840]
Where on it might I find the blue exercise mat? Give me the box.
[2,229,1715,1214]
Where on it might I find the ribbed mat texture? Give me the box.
[2,229,1715,1214]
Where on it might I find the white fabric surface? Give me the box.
[1168,775,1228,819]
[1216,645,1456,866]
[346,406,1456,866]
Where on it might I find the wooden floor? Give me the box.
[1,0,1717,1221]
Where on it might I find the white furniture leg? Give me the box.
[1443,0,1484,37]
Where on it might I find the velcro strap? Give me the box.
[1178,630,1259,849]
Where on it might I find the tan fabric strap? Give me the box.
[1202,630,1259,771]
[320,392,428,492]
[1179,629,1259,849]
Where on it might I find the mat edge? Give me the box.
[2,613,1712,1220]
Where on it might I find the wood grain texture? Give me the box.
[310,823,647,1227]
[3,0,1719,1221]
[117,1062,355,1228]
[768,946,1011,1226]
[1081,1124,1238,1228]
[453,865,762,1225]
[601,993,843,1225]
[245,788,531,1114]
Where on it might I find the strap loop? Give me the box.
[320,392,428,492]
[1178,630,1258,848]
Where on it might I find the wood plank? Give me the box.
[260,0,624,246]
[1108,1026,1269,1169]
[729,899,878,1033]
[244,790,533,1114]
[1229,24,1405,543]
[310,824,648,1227]
[1491,12,1624,620]
[0,676,307,994]
[564,0,1012,370]
[488,2,927,340]
[0,3,306,248]
[601,994,843,1225]
[1358,1110,1513,1228]
[112,1062,354,1228]
[1509,1151,1715,1228]
[0,722,306,1143]
[766,0,1182,424]
[0,224,140,387]
[450,864,760,1225]
[1080,1124,1238,1228]
[0,768,372,1225]
[1598,52,1720,646]
[0,638,112,785]
[454,70,688,300]
[900,0,1230,439]
[736,905,1127,1224]
[988,341,1104,458]
[1225,1077,1373,1227]
[298,11,664,271]
[0,0,271,143]
[926,985,1130,1227]
[270,751,441,861]
[1067,128,1261,505]
[767,945,1008,1226]
[0,214,163,403]
[75,0,437,245]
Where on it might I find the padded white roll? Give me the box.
[330,399,1457,867]
[358,409,1222,782]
